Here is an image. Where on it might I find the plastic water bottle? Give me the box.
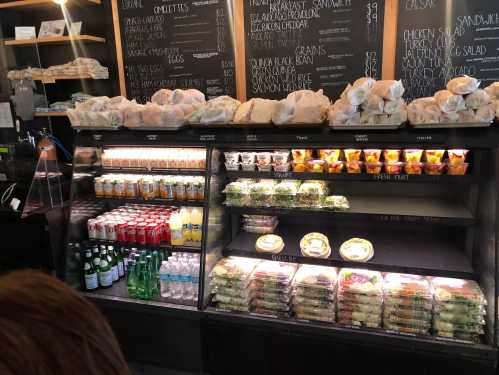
[180,260,191,300]
[170,261,182,300]
[159,261,170,298]
[190,259,200,301]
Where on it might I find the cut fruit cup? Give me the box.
[319,149,342,164]
[327,161,345,174]
[366,162,383,174]
[292,149,313,163]
[447,163,469,176]
[405,162,424,175]
[272,150,290,166]
[292,161,307,172]
[385,162,404,175]
[447,149,469,166]
[424,163,446,175]
[403,149,424,163]
[383,149,402,163]
[344,149,362,162]
[256,152,272,167]
[364,149,382,163]
[272,163,291,172]
[346,161,364,174]
[424,150,446,164]
[306,159,327,173]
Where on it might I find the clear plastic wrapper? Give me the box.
[292,264,337,290]
[274,180,300,208]
[323,195,350,210]
[292,296,335,309]
[306,159,327,173]
[209,256,260,282]
[383,273,432,300]
[319,149,341,164]
[249,181,275,207]
[223,182,250,206]
[431,277,486,307]
[338,268,383,296]
[251,261,298,284]
[297,181,328,208]
[251,299,291,312]
[346,161,364,174]
[447,163,469,176]
[216,302,251,313]
[424,163,446,175]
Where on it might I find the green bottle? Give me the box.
[83,250,98,291]
[107,246,119,282]
[137,260,151,300]
[92,246,101,279]
[126,260,138,298]
[139,250,147,262]
[151,251,161,296]
[98,249,113,288]
[116,246,125,279]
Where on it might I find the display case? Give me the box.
[64,126,499,370]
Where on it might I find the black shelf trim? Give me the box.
[90,239,201,254]
[98,167,206,176]
[95,197,204,207]
[227,171,474,184]
[226,196,475,226]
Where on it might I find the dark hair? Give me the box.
[0,270,130,375]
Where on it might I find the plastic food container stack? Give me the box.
[250,261,298,318]
[383,273,433,335]
[223,181,250,207]
[242,215,278,234]
[291,265,337,323]
[337,268,383,328]
[431,277,487,343]
[209,257,260,313]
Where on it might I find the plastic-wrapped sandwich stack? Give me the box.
[337,268,383,328]
[328,78,408,127]
[484,82,499,120]
[250,261,298,318]
[291,265,337,323]
[408,76,496,125]
[382,273,432,335]
[209,257,260,313]
[431,277,487,343]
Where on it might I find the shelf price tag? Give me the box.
[146,134,159,141]
[271,254,297,263]
[92,134,102,141]
[200,134,216,142]
[273,172,292,179]
[354,134,368,142]
[416,135,432,142]
[246,134,258,142]
[296,135,308,141]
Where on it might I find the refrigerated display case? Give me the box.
[64,126,499,372]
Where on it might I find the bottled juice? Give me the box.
[170,213,184,246]
[180,207,192,242]
[190,208,203,243]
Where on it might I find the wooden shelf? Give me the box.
[0,0,101,9]
[31,74,101,83]
[5,35,105,46]
[34,111,68,117]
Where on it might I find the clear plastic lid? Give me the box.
[291,296,335,309]
[223,182,250,194]
[209,256,260,281]
[251,299,291,312]
[292,264,337,290]
[338,268,383,296]
[212,285,252,299]
[274,180,301,195]
[383,273,432,299]
[431,278,486,306]
[297,181,328,195]
[251,261,298,283]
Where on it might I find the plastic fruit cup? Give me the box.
[241,152,256,164]
[292,161,307,173]
[447,163,469,176]
[424,163,445,175]
[346,161,364,174]
[383,149,401,163]
[344,149,362,162]
[327,161,345,174]
[404,149,424,163]
[224,152,240,163]
[385,162,404,175]
[256,152,272,166]
[405,162,424,175]
[364,149,382,163]
[272,163,291,172]
[241,162,256,171]
[257,164,272,172]
[224,162,240,171]
[366,162,383,174]
[319,149,341,163]
[272,150,290,166]
[292,149,313,163]
[306,159,327,173]
[447,149,469,166]
[424,150,446,164]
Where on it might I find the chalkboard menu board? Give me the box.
[244,0,384,100]
[396,0,499,101]
[117,0,236,103]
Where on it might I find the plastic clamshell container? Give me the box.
[323,195,350,211]
[292,296,335,309]
[292,264,337,290]
[251,279,292,294]
[243,223,277,234]
[447,149,469,166]
[384,306,433,321]
[243,215,278,226]
[364,149,382,163]
[338,268,383,297]
[344,149,362,162]
[293,305,335,317]
[253,290,291,304]
[295,312,335,323]
[209,256,260,282]
[249,182,275,207]
[251,261,298,284]
[257,164,273,172]
[383,149,402,163]
[251,307,291,318]
[293,286,335,300]
[434,310,485,325]
[366,162,383,174]
[223,182,250,206]
[213,294,252,306]
[405,162,424,175]
[224,151,240,163]
[384,296,433,311]
[213,286,253,299]
[251,299,291,312]
[225,161,240,171]
[256,152,272,167]
[319,149,341,163]
[272,150,290,165]
[432,277,486,307]
[240,152,256,164]
[273,162,291,172]
[383,273,432,300]
[424,163,446,175]
[327,161,345,174]
[291,149,313,163]
[447,163,469,176]
[338,302,383,314]
[241,162,256,171]
[425,150,446,164]
[305,159,327,173]
[346,161,364,174]
[210,277,252,289]
[385,162,404,175]
[215,302,251,313]
[384,321,431,335]
[292,161,307,173]
[403,149,424,163]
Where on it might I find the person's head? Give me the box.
[0,270,130,375]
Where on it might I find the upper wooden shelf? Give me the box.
[0,0,101,9]
[5,35,106,46]
[34,111,68,117]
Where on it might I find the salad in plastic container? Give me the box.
[383,273,432,300]
[251,299,291,312]
[295,311,335,323]
[243,223,277,234]
[433,319,485,334]
[431,277,486,306]
[323,195,350,211]
[297,181,328,208]
[293,286,335,300]
[251,261,298,284]
[337,312,382,328]
[384,296,433,311]
[338,302,382,314]
[251,279,292,293]
[213,294,252,306]
[338,268,383,296]
[253,290,291,304]
[319,149,341,164]
[292,265,337,290]
[251,307,291,318]
[216,302,251,313]
[434,310,485,325]
[213,286,252,299]
[293,305,335,317]
[274,180,301,207]
[338,293,382,306]
[384,306,432,321]
[209,256,260,282]
[249,181,275,207]
[384,321,430,335]
[223,182,250,206]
